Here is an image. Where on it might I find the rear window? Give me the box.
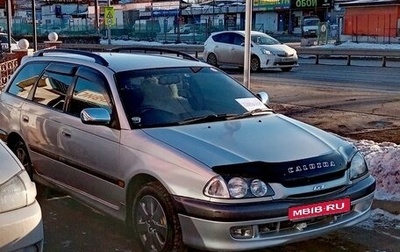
[7,62,48,99]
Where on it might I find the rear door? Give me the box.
[20,62,74,176]
[212,32,236,64]
[230,33,245,65]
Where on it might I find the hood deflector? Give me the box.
[212,151,348,187]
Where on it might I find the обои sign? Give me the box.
[291,0,332,9]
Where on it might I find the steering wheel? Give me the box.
[134,105,180,126]
[136,105,158,115]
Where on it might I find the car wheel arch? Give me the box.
[125,173,157,224]
[7,133,33,176]
[126,176,185,251]
[206,53,219,67]
[250,55,261,72]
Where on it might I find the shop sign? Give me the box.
[291,0,331,9]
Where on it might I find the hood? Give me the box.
[0,142,23,184]
[143,114,352,168]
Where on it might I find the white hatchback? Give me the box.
[203,30,298,72]
[0,140,44,251]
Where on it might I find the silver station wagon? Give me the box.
[0,48,375,252]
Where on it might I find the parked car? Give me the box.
[203,30,298,72]
[0,32,18,51]
[302,16,320,38]
[0,139,44,251]
[0,48,375,252]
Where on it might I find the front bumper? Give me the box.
[0,200,44,252]
[174,175,375,251]
[263,56,298,69]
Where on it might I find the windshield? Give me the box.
[304,19,319,26]
[115,67,269,128]
[251,34,280,45]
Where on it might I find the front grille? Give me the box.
[275,61,297,66]
[281,170,346,187]
[258,212,349,236]
[287,185,347,199]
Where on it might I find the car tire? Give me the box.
[12,140,33,178]
[206,53,218,67]
[250,56,260,72]
[132,181,185,252]
[281,67,292,72]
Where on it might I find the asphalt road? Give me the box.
[39,62,400,252]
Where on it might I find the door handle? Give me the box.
[61,130,71,138]
[22,115,29,123]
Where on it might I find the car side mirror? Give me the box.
[80,108,111,125]
[256,92,269,105]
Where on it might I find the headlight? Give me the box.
[228,177,248,198]
[349,152,368,180]
[204,176,230,198]
[0,171,37,213]
[250,179,268,197]
[260,48,272,55]
[204,176,274,199]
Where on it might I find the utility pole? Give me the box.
[6,0,12,52]
[243,0,253,89]
[107,0,111,45]
[32,0,37,51]
[95,0,99,34]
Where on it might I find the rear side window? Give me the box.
[7,62,48,98]
[212,33,234,44]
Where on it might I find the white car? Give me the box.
[0,32,18,51]
[203,30,298,72]
[0,140,44,251]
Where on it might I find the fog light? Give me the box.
[230,226,253,239]
[354,196,373,213]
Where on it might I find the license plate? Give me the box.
[288,198,351,221]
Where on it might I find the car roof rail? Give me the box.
[33,48,109,66]
[109,46,200,62]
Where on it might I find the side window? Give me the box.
[213,33,234,44]
[7,62,48,99]
[67,67,112,117]
[32,65,74,110]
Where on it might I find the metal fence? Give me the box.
[0,57,18,90]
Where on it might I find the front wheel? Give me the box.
[250,56,261,72]
[132,181,185,252]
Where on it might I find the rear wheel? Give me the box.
[12,140,48,198]
[206,53,218,67]
[250,56,260,72]
[12,140,33,178]
[132,181,185,252]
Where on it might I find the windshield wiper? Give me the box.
[229,108,273,119]
[178,109,273,125]
[178,113,239,125]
